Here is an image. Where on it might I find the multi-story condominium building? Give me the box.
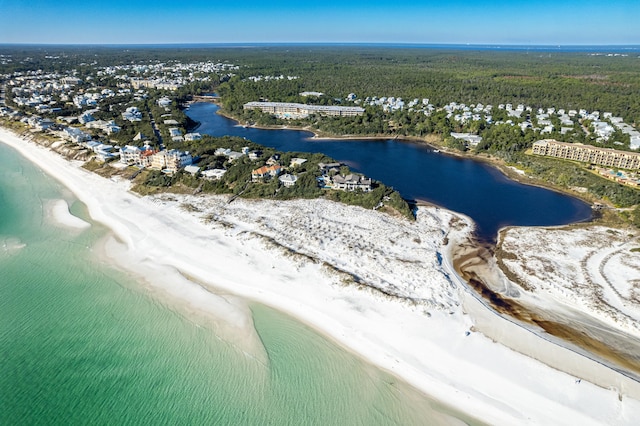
[243,102,365,119]
[120,145,155,167]
[120,145,142,165]
[150,150,192,173]
[60,76,82,85]
[130,78,182,91]
[532,139,640,170]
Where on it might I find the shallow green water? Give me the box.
[0,141,478,425]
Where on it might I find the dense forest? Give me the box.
[208,46,640,124]
[3,45,639,122]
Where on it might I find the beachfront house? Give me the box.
[290,158,308,168]
[138,149,155,168]
[201,169,227,180]
[96,147,116,162]
[318,162,342,174]
[278,173,298,187]
[150,150,193,174]
[248,150,263,161]
[184,165,200,176]
[215,147,245,163]
[63,127,91,143]
[266,154,281,166]
[84,142,116,162]
[252,164,282,181]
[120,145,141,165]
[33,119,54,132]
[120,145,155,167]
[328,174,372,192]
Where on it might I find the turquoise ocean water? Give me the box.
[0,141,479,425]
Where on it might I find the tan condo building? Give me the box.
[532,139,640,170]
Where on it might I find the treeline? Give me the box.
[212,46,640,124]
[211,46,640,154]
[5,45,638,123]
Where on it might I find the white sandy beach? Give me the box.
[2,126,640,425]
[498,226,640,337]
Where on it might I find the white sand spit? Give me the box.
[48,199,91,230]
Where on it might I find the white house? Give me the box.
[157,97,172,108]
[450,132,483,147]
[120,145,141,165]
[78,112,95,124]
[248,150,263,161]
[290,158,308,168]
[184,165,200,176]
[278,174,298,187]
[63,127,91,143]
[122,106,142,122]
[201,169,227,180]
[150,149,192,173]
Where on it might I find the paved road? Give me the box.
[147,106,164,148]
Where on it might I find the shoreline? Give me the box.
[214,107,440,143]
[2,126,640,424]
[212,106,605,209]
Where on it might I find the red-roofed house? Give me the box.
[252,164,282,181]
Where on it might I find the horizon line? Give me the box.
[1,42,640,48]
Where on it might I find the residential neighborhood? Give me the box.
[2,50,640,209]
[0,58,242,182]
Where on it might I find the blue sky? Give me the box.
[1,0,638,45]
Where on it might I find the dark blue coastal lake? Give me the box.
[186,102,592,240]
